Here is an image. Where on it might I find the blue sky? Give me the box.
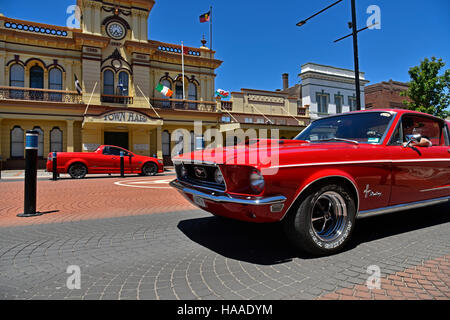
[1,0,449,93]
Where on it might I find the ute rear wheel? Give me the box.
[283,184,356,256]
[68,163,87,179]
[141,162,157,176]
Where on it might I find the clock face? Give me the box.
[106,22,125,40]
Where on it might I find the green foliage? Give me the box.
[400,57,450,119]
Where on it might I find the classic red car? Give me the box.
[46,145,164,179]
[170,109,450,255]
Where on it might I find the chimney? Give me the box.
[282,73,289,90]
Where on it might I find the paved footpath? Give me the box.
[0,175,449,300]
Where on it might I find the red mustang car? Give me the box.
[46,145,164,179]
[170,109,450,255]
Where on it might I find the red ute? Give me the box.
[170,109,450,255]
[46,145,164,179]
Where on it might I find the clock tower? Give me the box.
[77,0,153,42]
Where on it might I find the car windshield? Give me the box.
[294,111,395,144]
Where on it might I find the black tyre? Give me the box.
[283,184,356,256]
[68,163,87,179]
[141,162,158,176]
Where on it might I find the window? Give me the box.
[49,68,62,101]
[390,115,444,146]
[188,83,197,109]
[103,70,114,95]
[30,65,44,100]
[335,95,343,114]
[277,119,287,125]
[349,96,357,111]
[244,117,253,123]
[50,127,63,152]
[162,131,170,156]
[118,71,129,96]
[9,64,24,99]
[175,81,183,100]
[221,116,231,123]
[256,118,265,124]
[11,126,24,158]
[103,146,128,156]
[33,127,44,158]
[316,92,329,114]
[10,64,24,87]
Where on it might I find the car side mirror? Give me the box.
[403,134,422,148]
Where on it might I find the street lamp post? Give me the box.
[296,0,362,110]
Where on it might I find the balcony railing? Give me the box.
[221,101,233,111]
[0,86,82,103]
[150,98,217,112]
[101,94,133,104]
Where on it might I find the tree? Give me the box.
[400,57,450,119]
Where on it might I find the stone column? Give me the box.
[93,2,101,35]
[66,120,74,152]
[156,125,162,159]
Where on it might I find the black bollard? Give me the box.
[18,130,40,217]
[120,151,125,177]
[52,152,58,181]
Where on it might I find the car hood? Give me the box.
[172,139,375,169]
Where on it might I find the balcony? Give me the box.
[101,94,133,104]
[221,101,233,111]
[150,98,216,112]
[0,86,82,103]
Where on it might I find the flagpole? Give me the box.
[81,82,98,128]
[210,5,213,56]
[181,41,185,101]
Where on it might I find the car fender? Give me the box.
[65,158,89,172]
[280,169,360,220]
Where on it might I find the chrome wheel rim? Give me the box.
[311,191,348,242]
[70,165,86,178]
[143,164,156,175]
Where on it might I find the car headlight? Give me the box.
[157,159,163,164]
[249,169,265,193]
[179,164,187,178]
[214,168,224,184]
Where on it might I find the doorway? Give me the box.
[104,132,129,150]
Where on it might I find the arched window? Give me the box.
[50,127,63,152]
[118,71,129,96]
[10,64,24,87]
[188,82,197,109]
[30,65,44,88]
[9,64,24,99]
[175,81,183,99]
[33,127,44,158]
[103,70,114,95]
[49,68,63,101]
[30,65,44,100]
[162,130,170,156]
[11,126,24,158]
[161,79,171,108]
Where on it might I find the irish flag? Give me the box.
[156,83,173,97]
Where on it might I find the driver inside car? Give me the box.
[402,117,432,148]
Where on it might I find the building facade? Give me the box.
[218,86,310,143]
[365,80,410,109]
[0,0,222,168]
[300,63,369,120]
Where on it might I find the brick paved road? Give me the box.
[0,176,449,300]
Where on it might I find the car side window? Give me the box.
[402,116,443,146]
[102,146,111,155]
[108,147,129,156]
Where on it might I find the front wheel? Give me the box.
[283,184,356,256]
[141,162,158,176]
[68,163,87,179]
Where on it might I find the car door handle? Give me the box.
[111,157,117,160]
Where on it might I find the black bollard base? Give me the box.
[17,210,59,218]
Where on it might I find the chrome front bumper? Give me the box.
[169,179,286,206]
